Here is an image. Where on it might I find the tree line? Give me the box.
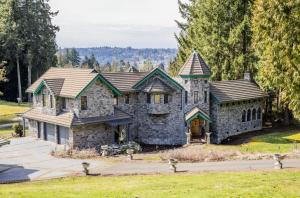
[0,0,58,102]
[169,0,299,124]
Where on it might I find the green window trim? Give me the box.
[133,68,184,91]
[75,74,122,99]
[34,81,46,95]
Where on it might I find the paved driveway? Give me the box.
[0,137,104,183]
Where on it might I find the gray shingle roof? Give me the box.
[210,80,268,103]
[143,77,175,93]
[102,72,148,92]
[179,51,211,76]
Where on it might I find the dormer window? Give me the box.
[42,94,46,107]
[154,94,161,104]
[125,94,130,104]
[194,91,199,104]
[50,95,53,108]
[81,96,87,110]
[62,97,66,109]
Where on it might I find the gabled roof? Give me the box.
[143,77,175,93]
[43,78,65,95]
[102,72,148,92]
[210,80,268,103]
[185,107,211,123]
[133,67,184,91]
[27,67,121,98]
[179,51,211,78]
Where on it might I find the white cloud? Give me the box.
[49,0,183,48]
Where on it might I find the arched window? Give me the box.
[252,109,257,120]
[257,107,262,120]
[247,109,251,121]
[242,110,246,122]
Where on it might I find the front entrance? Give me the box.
[191,118,203,139]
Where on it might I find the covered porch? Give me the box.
[185,107,211,144]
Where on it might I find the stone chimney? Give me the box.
[244,71,252,81]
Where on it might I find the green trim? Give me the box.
[187,112,211,123]
[75,74,122,99]
[179,74,210,79]
[133,68,184,90]
[33,81,46,95]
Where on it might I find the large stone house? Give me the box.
[23,51,267,148]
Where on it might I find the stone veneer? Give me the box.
[210,99,264,143]
[71,124,115,149]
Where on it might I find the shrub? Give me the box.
[12,123,23,137]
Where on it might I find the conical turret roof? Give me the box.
[178,51,211,77]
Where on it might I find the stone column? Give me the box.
[206,132,212,144]
[185,127,191,145]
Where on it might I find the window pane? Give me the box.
[81,96,87,110]
[125,94,130,104]
[42,94,46,107]
[164,94,168,104]
[204,91,207,103]
[147,93,151,104]
[154,94,161,104]
[62,97,66,109]
[194,91,199,104]
[185,91,188,104]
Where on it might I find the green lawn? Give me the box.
[210,129,300,154]
[0,171,300,197]
[0,100,30,125]
[0,128,13,136]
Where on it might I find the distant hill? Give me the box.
[59,47,177,69]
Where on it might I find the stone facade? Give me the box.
[210,99,264,143]
[71,124,115,149]
[26,65,266,148]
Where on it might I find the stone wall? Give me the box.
[66,81,114,118]
[71,124,115,149]
[178,77,210,114]
[32,87,57,116]
[135,91,186,145]
[210,99,264,143]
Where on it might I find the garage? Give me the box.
[57,126,69,145]
[45,123,56,142]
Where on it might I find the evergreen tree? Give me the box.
[172,0,255,80]
[69,48,80,66]
[141,59,153,72]
[252,0,300,122]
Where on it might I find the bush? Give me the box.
[12,123,23,137]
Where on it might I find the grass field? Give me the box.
[0,100,29,125]
[0,170,299,198]
[206,129,300,154]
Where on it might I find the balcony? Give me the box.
[148,104,171,115]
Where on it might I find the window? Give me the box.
[194,91,199,104]
[242,110,246,122]
[204,91,207,103]
[204,80,208,84]
[252,109,257,120]
[154,94,161,104]
[81,96,87,110]
[113,96,118,105]
[185,80,188,84]
[164,94,168,104]
[62,97,66,109]
[147,93,151,104]
[185,91,188,104]
[257,107,262,119]
[194,80,198,85]
[125,94,130,104]
[247,109,251,121]
[50,95,53,108]
[42,94,46,107]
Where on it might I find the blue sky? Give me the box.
[49,0,184,48]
